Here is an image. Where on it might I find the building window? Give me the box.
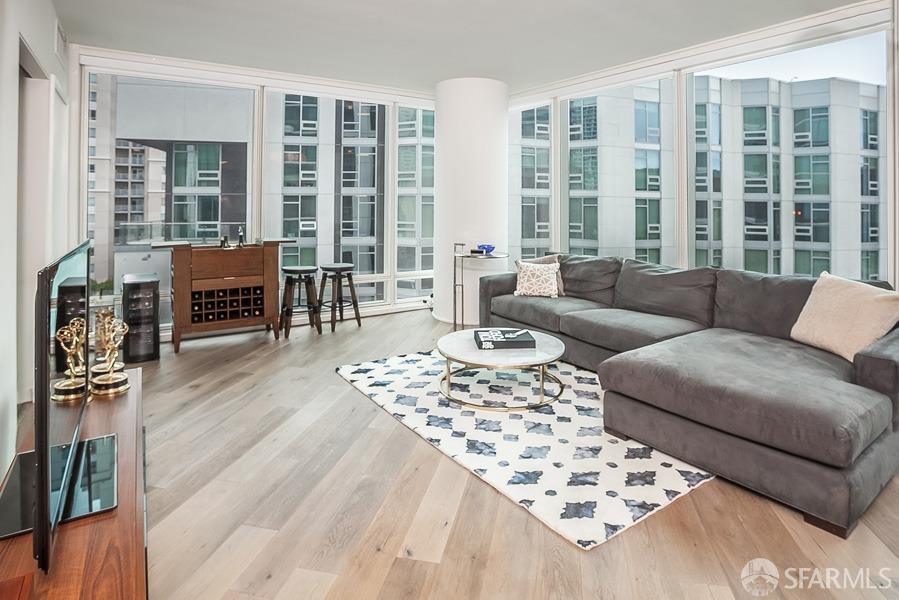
[284,95,318,137]
[173,143,221,188]
[397,145,417,188]
[772,154,781,194]
[635,149,660,191]
[771,107,780,147]
[569,97,597,141]
[636,248,661,264]
[744,249,769,274]
[695,199,722,242]
[743,107,768,146]
[282,194,317,239]
[522,105,550,140]
[744,201,769,242]
[522,196,550,240]
[342,102,379,139]
[635,198,660,241]
[793,107,829,147]
[398,107,418,138]
[794,155,830,195]
[522,147,550,189]
[861,109,879,150]
[695,151,721,193]
[794,250,830,276]
[283,145,317,188]
[569,147,598,190]
[861,157,879,196]
[861,250,879,280]
[342,146,377,189]
[743,154,768,193]
[422,110,435,138]
[569,197,598,242]
[634,101,660,144]
[794,202,830,243]
[861,203,880,243]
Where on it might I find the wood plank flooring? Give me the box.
[142,310,899,599]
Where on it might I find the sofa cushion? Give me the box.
[598,328,893,468]
[613,260,717,326]
[715,269,894,340]
[560,308,706,352]
[559,256,621,305]
[490,295,607,332]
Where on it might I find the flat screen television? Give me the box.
[33,240,92,571]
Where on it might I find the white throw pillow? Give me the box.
[790,272,899,361]
[514,260,560,298]
[522,254,565,296]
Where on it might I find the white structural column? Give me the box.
[433,78,510,325]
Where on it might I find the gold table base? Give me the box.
[438,361,564,412]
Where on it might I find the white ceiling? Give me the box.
[54,0,858,94]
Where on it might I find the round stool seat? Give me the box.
[282,265,318,276]
[320,263,354,273]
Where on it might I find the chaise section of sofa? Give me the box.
[599,268,899,536]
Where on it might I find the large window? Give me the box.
[395,107,435,301]
[511,104,553,259]
[689,32,886,278]
[85,73,254,320]
[559,78,675,263]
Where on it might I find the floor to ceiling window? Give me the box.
[559,78,676,263]
[688,31,887,279]
[85,73,255,322]
[509,105,552,260]
[395,106,436,301]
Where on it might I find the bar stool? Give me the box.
[280,266,322,337]
[318,263,361,332]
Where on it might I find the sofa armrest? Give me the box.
[479,272,518,326]
[855,327,899,430]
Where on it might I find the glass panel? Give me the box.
[689,32,885,278]
[86,74,254,325]
[562,78,673,260]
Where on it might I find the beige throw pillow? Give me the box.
[522,254,565,296]
[514,260,560,298]
[790,272,899,361]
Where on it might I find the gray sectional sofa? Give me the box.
[479,256,899,536]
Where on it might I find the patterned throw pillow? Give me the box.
[514,260,560,298]
[522,254,565,296]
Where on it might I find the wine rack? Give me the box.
[153,240,286,352]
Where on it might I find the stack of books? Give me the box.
[474,328,536,350]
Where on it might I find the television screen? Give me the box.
[33,240,92,571]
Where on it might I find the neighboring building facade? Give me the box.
[508,75,887,280]
[264,94,435,303]
[692,75,887,279]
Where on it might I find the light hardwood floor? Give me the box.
[142,310,899,600]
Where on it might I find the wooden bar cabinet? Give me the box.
[153,240,287,352]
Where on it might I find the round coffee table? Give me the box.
[436,328,566,411]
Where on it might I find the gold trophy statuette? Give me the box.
[52,320,87,403]
[91,309,123,376]
[90,315,130,396]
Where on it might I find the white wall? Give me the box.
[0,0,70,479]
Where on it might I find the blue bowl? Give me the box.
[477,244,496,254]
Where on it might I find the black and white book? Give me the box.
[474,328,536,350]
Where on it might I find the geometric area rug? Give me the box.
[337,350,713,550]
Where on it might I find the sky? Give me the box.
[699,31,886,86]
